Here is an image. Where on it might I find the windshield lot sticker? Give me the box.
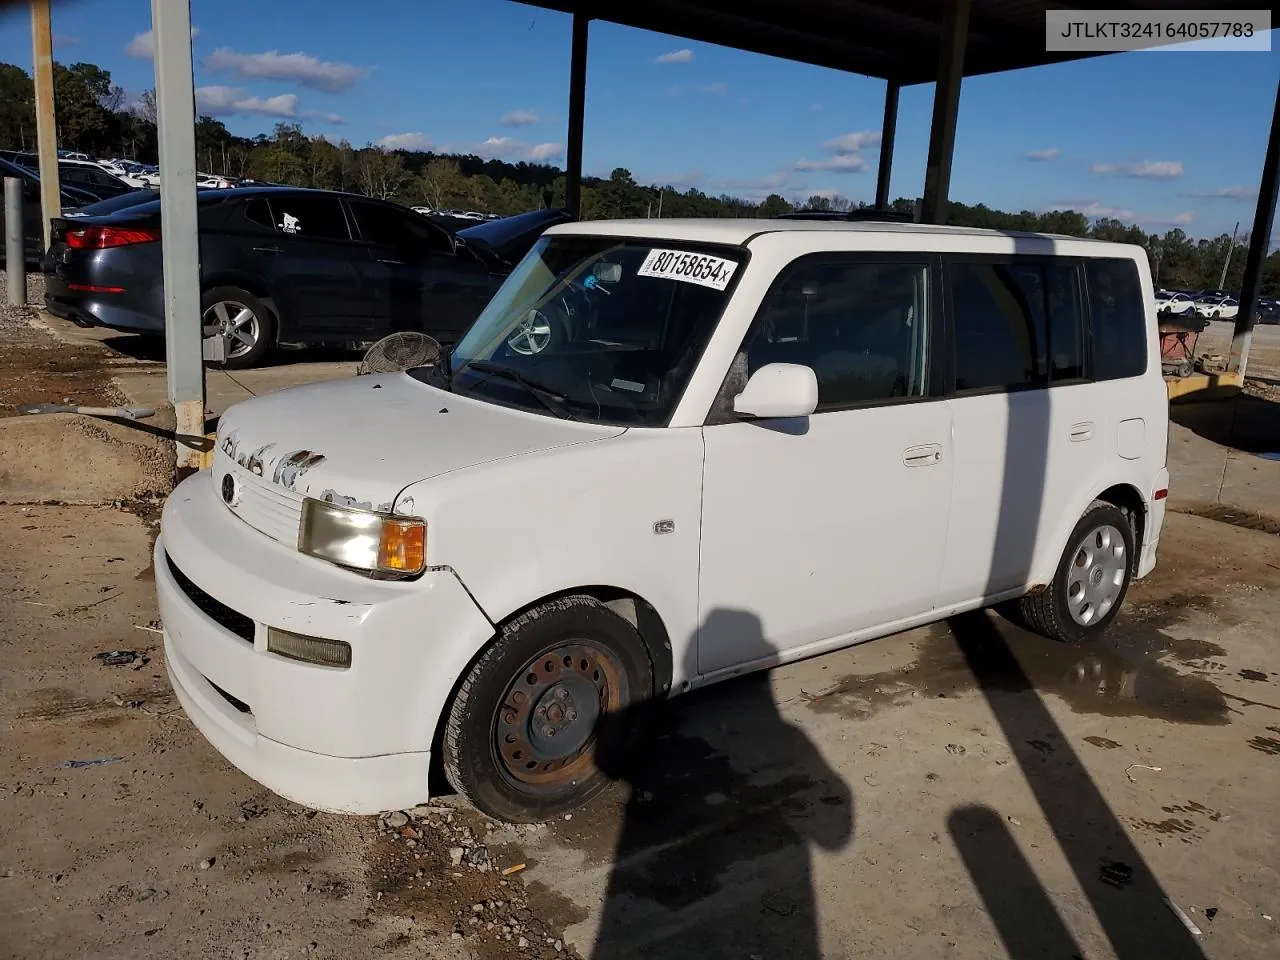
[637,249,737,291]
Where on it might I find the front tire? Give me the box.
[202,286,274,369]
[442,596,654,822]
[1016,502,1135,644]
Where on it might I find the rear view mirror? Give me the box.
[594,262,622,284]
[733,363,818,419]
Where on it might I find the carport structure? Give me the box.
[133,1,1277,468]
[525,0,1279,379]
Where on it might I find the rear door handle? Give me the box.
[903,443,942,466]
[376,258,405,266]
[1070,421,1094,442]
[252,245,283,256]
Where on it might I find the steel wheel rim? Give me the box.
[493,640,625,789]
[202,300,260,359]
[506,309,552,355]
[1066,523,1127,626]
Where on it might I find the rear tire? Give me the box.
[1016,502,1135,644]
[442,596,654,823]
[202,286,274,369]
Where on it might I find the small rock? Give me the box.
[563,814,572,821]
[383,811,409,829]
[555,940,564,952]
[400,825,420,840]
[450,932,463,941]
[472,903,485,914]
[198,858,214,870]
[449,847,464,866]
[518,937,529,948]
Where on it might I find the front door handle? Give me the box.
[903,443,942,466]
[252,244,283,256]
[1070,421,1095,442]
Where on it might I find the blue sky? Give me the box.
[0,0,1277,239]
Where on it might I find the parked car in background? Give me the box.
[197,174,237,189]
[1194,295,1238,320]
[1256,297,1280,324]
[57,150,92,161]
[43,186,568,368]
[95,159,148,188]
[2,152,140,201]
[0,156,103,264]
[1155,290,1195,316]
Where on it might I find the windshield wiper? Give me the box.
[460,361,575,419]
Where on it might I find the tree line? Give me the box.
[1,57,1275,295]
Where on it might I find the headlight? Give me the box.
[298,498,426,577]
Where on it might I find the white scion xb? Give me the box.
[157,218,1170,822]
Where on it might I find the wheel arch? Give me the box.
[201,275,283,338]
[1031,481,1148,592]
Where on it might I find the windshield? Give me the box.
[432,234,745,426]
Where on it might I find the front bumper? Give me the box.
[157,471,496,814]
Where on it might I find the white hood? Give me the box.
[216,373,625,511]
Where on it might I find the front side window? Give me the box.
[349,200,454,259]
[742,257,931,408]
[439,236,744,426]
[1086,258,1147,380]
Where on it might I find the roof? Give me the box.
[549,216,1097,243]
[520,1,1250,84]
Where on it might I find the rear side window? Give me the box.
[1086,258,1147,380]
[949,260,1046,391]
[269,194,350,241]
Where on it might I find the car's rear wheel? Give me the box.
[442,595,653,823]
[202,286,274,369]
[1015,502,1135,645]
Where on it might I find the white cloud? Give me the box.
[195,86,297,118]
[1048,199,1194,227]
[1091,159,1184,179]
[125,26,200,60]
[376,132,432,151]
[701,82,728,95]
[500,110,541,127]
[1181,185,1257,201]
[794,154,869,173]
[529,142,565,162]
[823,131,881,154]
[1024,147,1061,161]
[655,49,694,64]
[202,47,368,93]
[303,110,346,125]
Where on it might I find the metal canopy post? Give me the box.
[1230,76,1280,376]
[876,80,900,209]
[565,13,589,218]
[29,0,60,249]
[920,0,970,224]
[151,0,205,473]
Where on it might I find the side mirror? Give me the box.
[732,362,818,419]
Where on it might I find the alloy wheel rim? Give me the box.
[506,309,552,355]
[202,300,259,359]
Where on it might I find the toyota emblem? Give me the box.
[220,472,240,506]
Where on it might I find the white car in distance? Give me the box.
[1194,296,1238,320]
[1154,291,1195,316]
[156,218,1171,822]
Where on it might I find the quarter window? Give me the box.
[1086,258,1147,380]
[743,258,931,409]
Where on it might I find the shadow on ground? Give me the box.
[100,333,364,368]
[1170,391,1280,454]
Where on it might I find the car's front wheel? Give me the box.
[442,595,654,822]
[1015,502,1135,644]
[202,286,274,369]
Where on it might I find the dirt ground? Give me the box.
[1,503,1278,960]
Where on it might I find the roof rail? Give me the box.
[776,208,916,223]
